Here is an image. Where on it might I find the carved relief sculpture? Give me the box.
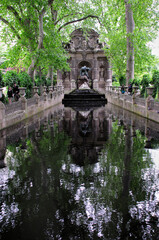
[88,37,97,49]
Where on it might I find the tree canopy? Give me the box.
[0,0,159,82]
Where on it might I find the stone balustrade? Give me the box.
[1,84,159,129]
[105,86,159,123]
[0,85,64,130]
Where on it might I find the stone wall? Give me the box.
[105,86,159,123]
[0,103,64,167]
[0,86,64,130]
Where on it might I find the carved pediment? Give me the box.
[69,28,102,51]
[70,28,99,38]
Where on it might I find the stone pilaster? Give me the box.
[92,57,98,79]
[106,61,112,86]
[92,57,99,90]
[70,58,76,81]
[57,70,63,86]
[146,87,154,110]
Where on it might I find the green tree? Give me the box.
[18,72,33,98]
[2,70,19,86]
[152,69,159,99]
[140,73,151,97]
[89,0,159,83]
[0,0,99,82]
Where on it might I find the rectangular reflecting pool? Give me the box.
[0,103,159,240]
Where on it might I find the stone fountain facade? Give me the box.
[57,28,112,94]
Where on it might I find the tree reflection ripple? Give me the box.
[0,106,159,240]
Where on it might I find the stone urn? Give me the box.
[43,86,47,93]
[133,86,140,95]
[133,86,139,92]
[146,87,154,96]
[48,86,53,92]
[33,86,39,95]
[19,87,26,97]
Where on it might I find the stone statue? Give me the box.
[80,66,90,79]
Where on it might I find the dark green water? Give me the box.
[0,104,159,240]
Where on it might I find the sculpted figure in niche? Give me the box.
[80,66,90,79]
[100,67,105,78]
[64,71,70,80]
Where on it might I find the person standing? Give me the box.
[13,82,20,101]
[121,84,125,94]
[7,86,13,104]
[128,83,133,95]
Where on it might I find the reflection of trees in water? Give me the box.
[98,122,157,239]
[0,120,158,239]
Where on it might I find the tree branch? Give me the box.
[50,4,57,22]
[38,0,54,49]
[0,16,21,39]
[18,3,24,18]
[48,0,54,7]
[58,15,100,32]
[54,13,82,26]
[7,5,22,24]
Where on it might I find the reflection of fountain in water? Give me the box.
[63,107,110,166]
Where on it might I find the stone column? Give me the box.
[43,91,47,102]
[93,57,99,90]
[34,92,40,106]
[106,61,112,86]
[93,79,98,90]
[132,86,139,105]
[19,87,27,112]
[32,86,39,96]
[70,58,76,90]
[21,96,27,111]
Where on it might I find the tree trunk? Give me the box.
[28,60,35,81]
[125,0,135,86]
[38,10,46,50]
[46,67,54,86]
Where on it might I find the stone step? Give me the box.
[62,88,107,107]
[63,94,106,99]
[62,99,107,105]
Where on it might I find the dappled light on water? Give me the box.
[0,106,159,239]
